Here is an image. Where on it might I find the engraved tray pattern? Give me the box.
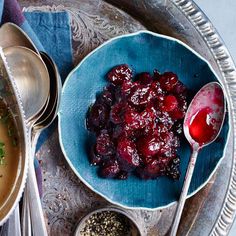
[20,0,236,235]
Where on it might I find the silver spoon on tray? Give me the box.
[3,46,50,236]
[0,23,40,55]
[170,82,226,236]
[0,22,45,236]
[21,51,61,236]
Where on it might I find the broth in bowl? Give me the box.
[0,98,19,209]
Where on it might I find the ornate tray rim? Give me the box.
[22,0,236,235]
[173,0,236,235]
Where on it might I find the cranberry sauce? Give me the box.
[184,83,225,148]
[189,107,216,146]
[86,64,188,180]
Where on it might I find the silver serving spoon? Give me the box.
[0,23,42,236]
[3,46,50,236]
[0,23,39,55]
[34,52,61,130]
[22,52,61,236]
[0,23,52,125]
[170,82,225,236]
[3,46,49,121]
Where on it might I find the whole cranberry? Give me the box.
[86,103,109,132]
[173,80,187,94]
[95,131,115,156]
[137,135,161,157]
[141,106,156,126]
[137,159,165,179]
[156,111,174,129]
[121,80,133,96]
[98,88,114,106]
[99,159,120,178]
[169,108,185,120]
[110,102,126,124]
[137,72,153,85]
[127,84,151,106]
[117,138,140,170]
[125,108,145,130]
[148,81,163,102]
[112,123,134,140]
[107,64,132,85]
[159,72,178,91]
[161,95,178,112]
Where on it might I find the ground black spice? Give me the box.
[80,211,134,236]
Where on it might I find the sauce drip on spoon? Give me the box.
[189,107,217,146]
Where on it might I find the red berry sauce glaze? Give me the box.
[86,64,188,180]
[189,107,217,146]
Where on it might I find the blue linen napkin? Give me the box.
[24,12,73,153]
[0,0,73,197]
[24,12,73,81]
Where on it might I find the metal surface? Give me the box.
[19,0,236,235]
[0,23,39,55]
[2,46,50,235]
[22,52,61,236]
[23,137,48,236]
[171,82,226,235]
[0,23,44,236]
[0,49,28,226]
[3,46,50,121]
[34,52,61,130]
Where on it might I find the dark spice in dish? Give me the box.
[86,64,188,180]
[80,211,138,236]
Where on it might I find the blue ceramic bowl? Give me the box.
[58,31,229,210]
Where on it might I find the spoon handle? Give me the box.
[21,191,31,236]
[22,131,48,236]
[170,148,199,236]
[27,157,48,235]
[1,205,21,236]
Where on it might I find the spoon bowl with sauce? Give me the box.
[184,82,225,148]
[170,82,225,236]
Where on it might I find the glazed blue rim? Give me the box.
[58,30,231,210]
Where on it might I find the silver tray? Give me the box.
[20,0,236,235]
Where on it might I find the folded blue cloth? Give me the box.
[24,12,73,81]
[24,12,73,153]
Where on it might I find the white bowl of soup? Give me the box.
[0,49,28,225]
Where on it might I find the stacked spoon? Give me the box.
[0,23,61,236]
